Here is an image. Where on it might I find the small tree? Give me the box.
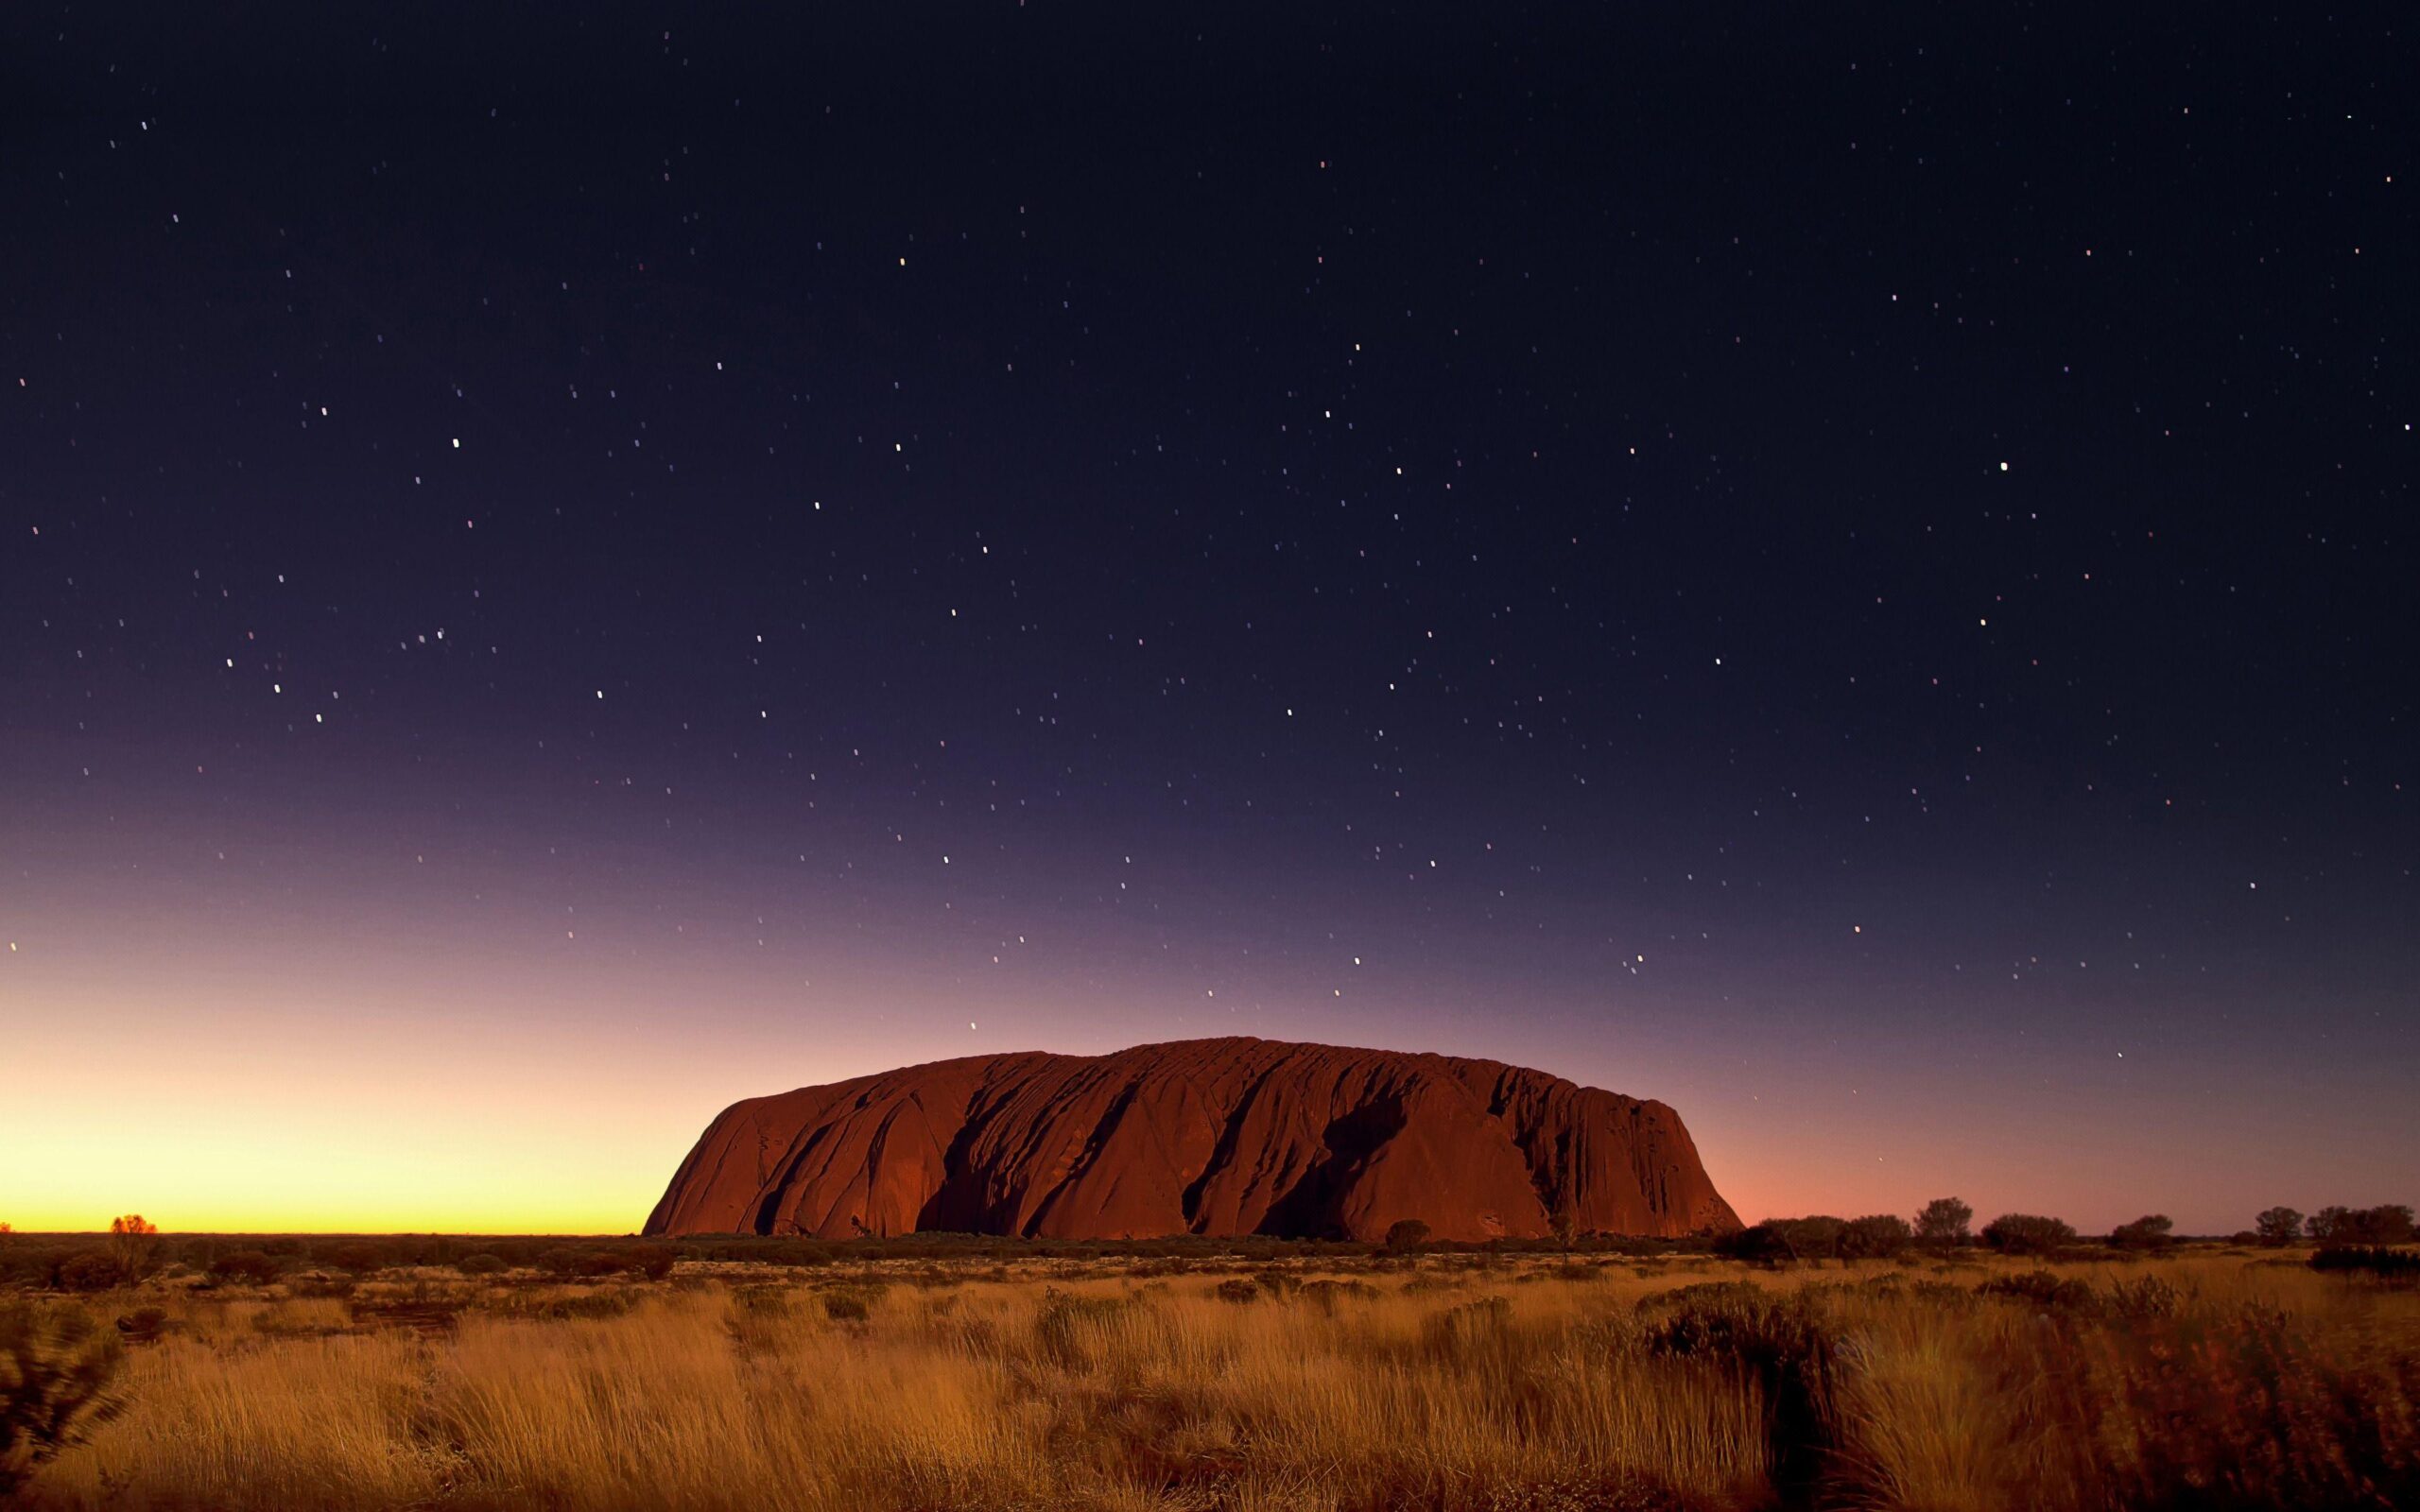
[1980,1213,2076,1255]
[1382,1219,1432,1254]
[2109,1214,2174,1250]
[2254,1207,2304,1247]
[2357,1205,2416,1245]
[1841,1213,1913,1260]
[1913,1197,1973,1246]
[1550,1207,1580,1251]
[106,1217,159,1284]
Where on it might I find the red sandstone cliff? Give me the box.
[645,1036,1738,1242]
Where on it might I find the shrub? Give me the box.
[733,1285,793,1316]
[1913,1196,1973,1246]
[1778,1216,1845,1261]
[819,1281,887,1322]
[1980,1213,2077,1255]
[1214,1278,1260,1304]
[2108,1214,2175,1250]
[2077,1297,2420,1506]
[536,1248,622,1280]
[627,1244,678,1281]
[1033,1289,1132,1368]
[2107,1275,2183,1320]
[454,1253,506,1276]
[316,1243,389,1275]
[2255,1207,2305,1246]
[1382,1219,1432,1254]
[2308,1205,2415,1246]
[1716,1222,1793,1264]
[1422,1295,1513,1351]
[207,1249,283,1286]
[1641,1283,1839,1497]
[1840,1213,1913,1259]
[501,1291,630,1322]
[51,1252,119,1294]
[1,1303,129,1495]
[2309,1246,2420,1282]
[1978,1268,2099,1313]
[1299,1279,1380,1312]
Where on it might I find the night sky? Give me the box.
[4,6,2413,1235]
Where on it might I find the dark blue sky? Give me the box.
[2,4,2412,1232]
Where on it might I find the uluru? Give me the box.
[647,1036,1739,1243]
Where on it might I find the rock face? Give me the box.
[646,1036,1738,1243]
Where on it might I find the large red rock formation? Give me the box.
[646,1036,1738,1242]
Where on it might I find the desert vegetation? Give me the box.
[2,1218,2416,1510]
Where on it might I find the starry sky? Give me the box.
[3,6,2413,1236]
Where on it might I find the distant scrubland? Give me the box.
[5,1219,2417,1510]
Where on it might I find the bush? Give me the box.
[1978,1269,2099,1313]
[1382,1220,1431,1254]
[1033,1289,1132,1368]
[2108,1214,2175,1250]
[316,1243,389,1275]
[495,1290,630,1323]
[2108,1275,2183,1320]
[2078,1296,2420,1506]
[2307,1205,2415,1246]
[2309,1246,2420,1282]
[454,1253,506,1276]
[627,1244,679,1281]
[818,1281,887,1322]
[1980,1213,2077,1255]
[2255,1207,2304,1246]
[1777,1216,1845,1261]
[1841,1214,1913,1259]
[1718,1222,1796,1264]
[1641,1284,1839,1497]
[1214,1278,1260,1304]
[1,1303,129,1495]
[207,1250,283,1286]
[1422,1295,1513,1350]
[51,1252,119,1294]
[536,1248,622,1280]
[1300,1279,1380,1312]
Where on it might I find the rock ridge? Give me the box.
[646,1036,1739,1242]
